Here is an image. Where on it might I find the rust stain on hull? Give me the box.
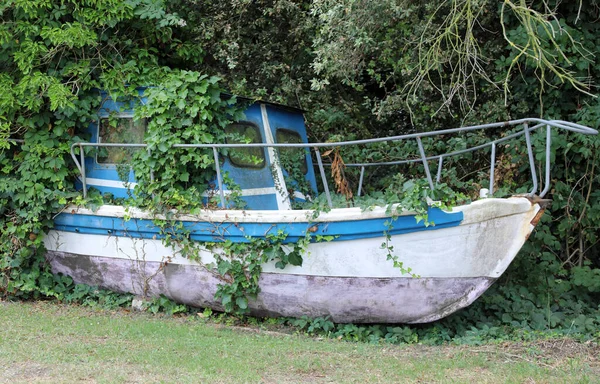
[529,206,546,227]
[522,195,549,240]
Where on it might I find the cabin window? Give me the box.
[276,128,308,174]
[225,123,266,169]
[97,117,147,164]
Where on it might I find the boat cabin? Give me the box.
[80,91,318,210]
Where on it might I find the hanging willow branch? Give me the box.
[404,0,495,119]
[403,0,594,120]
[500,0,595,111]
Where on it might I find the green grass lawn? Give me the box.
[0,301,598,383]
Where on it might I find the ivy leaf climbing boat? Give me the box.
[41,95,597,323]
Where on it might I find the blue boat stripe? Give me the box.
[52,208,464,243]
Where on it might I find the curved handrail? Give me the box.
[65,118,596,206]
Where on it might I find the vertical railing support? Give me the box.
[79,143,87,198]
[489,142,496,196]
[213,147,226,207]
[436,156,444,185]
[540,125,552,198]
[357,166,365,197]
[524,123,538,195]
[314,147,333,208]
[148,148,154,182]
[417,137,435,190]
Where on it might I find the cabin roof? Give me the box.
[225,94,305,113]
[97,89,306,114]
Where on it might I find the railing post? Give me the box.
[540,125,552,198]
[148,148,154,182]
[212,147,226,207]
[314,147,333,208]
[357,166,365,197]
[70,143,83,178]
[489,142,496,196]
[523,123,538,195]
[436,156,444,185]
[416,137,435,190]
[79,143,87,198]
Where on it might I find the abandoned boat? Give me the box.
[41,95,597,323]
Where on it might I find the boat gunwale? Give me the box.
[55,196,534,224]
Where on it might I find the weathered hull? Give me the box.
[47,250,494,323]
[44,197,541,323]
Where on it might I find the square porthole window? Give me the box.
[97,117,147,164]
[225,123,266,168]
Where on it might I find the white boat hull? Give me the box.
[44,197,541,323]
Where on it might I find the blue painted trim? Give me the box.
[52,208,463,243]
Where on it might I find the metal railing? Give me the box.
[65,118,597,208]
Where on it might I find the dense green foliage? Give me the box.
[1,0,599,342]
[0,0,200,298]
